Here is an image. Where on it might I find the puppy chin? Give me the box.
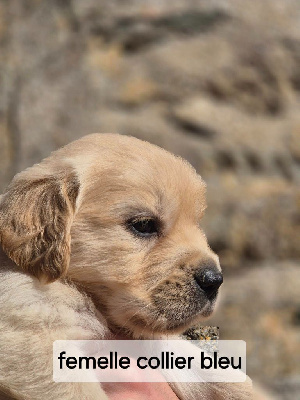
[112,296,218,339]
[162,298,218,332]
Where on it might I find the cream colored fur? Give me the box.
[0,134,253,399]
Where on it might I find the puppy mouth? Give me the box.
[149,283,219,333]
[103,281,219,337]
[111,288,218,337]
[157,297,217,330]
[106,292,217,338]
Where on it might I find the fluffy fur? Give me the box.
[0,134,252,399]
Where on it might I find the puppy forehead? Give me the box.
[77,136,206,220]
[121,158,205,216]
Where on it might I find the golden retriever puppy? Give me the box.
[0,134,252,399]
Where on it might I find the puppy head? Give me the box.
[0,134,222,337]
[69,134,222,337]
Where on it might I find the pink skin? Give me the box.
[100,335,180,399]
[102,382,179,400]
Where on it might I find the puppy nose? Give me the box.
[194,267,223,297]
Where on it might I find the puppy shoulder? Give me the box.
[0,267,108,339]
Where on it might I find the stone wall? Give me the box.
[0,1,300,397]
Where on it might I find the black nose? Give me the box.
[194,267,223,297]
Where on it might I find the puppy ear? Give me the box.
[0,170,80,283]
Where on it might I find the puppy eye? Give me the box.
[127,217,160,238]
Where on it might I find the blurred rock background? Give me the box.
[0,0,299,398]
